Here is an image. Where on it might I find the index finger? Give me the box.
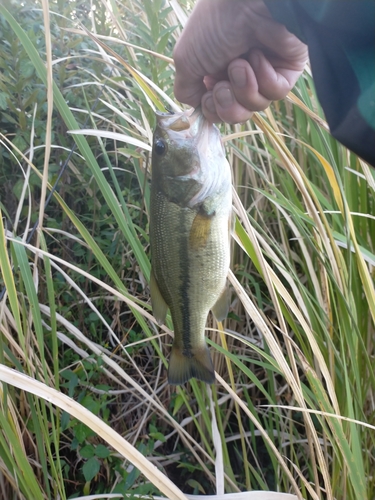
[173,66,206,107]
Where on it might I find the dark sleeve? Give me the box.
[265,0,375,167]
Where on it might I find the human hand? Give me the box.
[173,0,308,123]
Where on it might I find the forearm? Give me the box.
[265,0,375,165]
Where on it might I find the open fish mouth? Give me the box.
[155,109,191,133]
[156,107,208,133]
[155,107,220,154]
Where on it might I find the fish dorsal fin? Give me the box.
[150,268,168,325]
[211,284,230,322]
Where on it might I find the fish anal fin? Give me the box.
[168,343,215,385]
[189,210,213,250]
[150,268,168,325]
[212,284,230,322]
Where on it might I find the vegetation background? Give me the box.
[0,0,374,499]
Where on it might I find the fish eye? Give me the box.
[154,138,167,156]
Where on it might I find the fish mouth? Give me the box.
[155,109,190,132]
[188,107,208,136]
[155,107,222,165]
[155,107,214,140]
[189,108,222,158]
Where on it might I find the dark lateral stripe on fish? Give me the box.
[179,210,192,357]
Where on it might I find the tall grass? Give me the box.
[0,0,374,499]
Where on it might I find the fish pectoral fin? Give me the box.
[189,210,213,250]
[211,284,230,322]
[168,344,215,385]
[150,269,168,325]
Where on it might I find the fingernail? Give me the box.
[230,66,247,88]
[216,87,233,109]
[204,95,216,114]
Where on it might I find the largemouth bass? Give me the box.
[150,108,232,385]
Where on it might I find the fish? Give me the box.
[149,107,232,385]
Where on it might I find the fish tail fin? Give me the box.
[168,343,215,385]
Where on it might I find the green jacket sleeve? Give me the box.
[265,0,375,166]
